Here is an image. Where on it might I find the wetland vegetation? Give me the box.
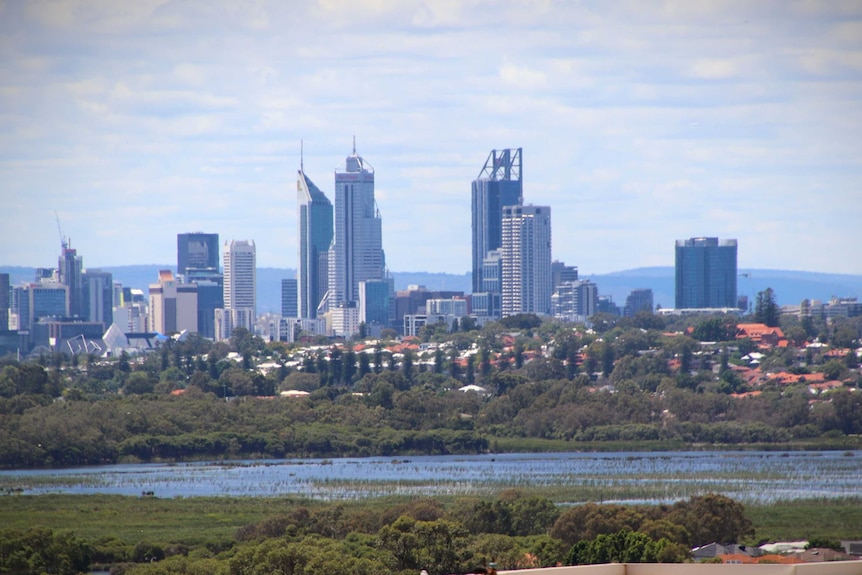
[0,309,860,573]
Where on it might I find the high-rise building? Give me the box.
[624,288,654,317]
[358,278,392,331]
[177,232,223,338]
[282,278,298,318]
[501,205,552,317]
[82,269,113,327]
[328,141,386,306]
[675,237,738,309]
[297,166,333,318]
[58,245,83,318]
[551,261,579,289]
[149,270,198,334]
[177,233,220,276]
[217,240,256,340]
[471,148,523,294]
[0,273,9,330]
[552,280,598,323]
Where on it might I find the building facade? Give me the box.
[218,239,256,340]
[177,233,220,276]
[552,280,598,323]
[58,246,83,318]
[297,169,333,318]
[0,273,9,330]
[82,269,113,327]
[624,288,654,317]
[282,278,298,318]
[675,237,738,309]
[501,204,552,317]
[149,270,198,334]
[328,143,386,307]
[471,148,523,294]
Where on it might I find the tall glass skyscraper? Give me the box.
[471,148,523,294]
[328,142,385,306]
[297,168,333,318]
[675,237,738,309]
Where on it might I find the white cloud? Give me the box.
[1,0,861,276]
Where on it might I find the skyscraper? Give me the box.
[675,237,738,309]
[624,288,654,317]
[58,245,83,318]
[82,269,113,327]
[0,273,9,330]
[217,240,256,340]
[501,205,552,317]
[297,166,333,318]
[177,232,223,338]
[328,141,386,307]
[282,278,298,318]
[177,233,220,276]
[471,148,523,294]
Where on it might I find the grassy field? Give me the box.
[746,497,862,543]
[3,493,861,548]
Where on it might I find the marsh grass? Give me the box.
[2,493,861,549]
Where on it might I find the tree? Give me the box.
[668,494,754,546]
[692,317,737,342]
[499,314,542,330]
[123,372,155,395]
[565,529,689,565]
[754,288,780,327]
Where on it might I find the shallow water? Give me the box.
[2,450,859,503]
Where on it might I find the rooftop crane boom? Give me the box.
[55,211,68,250]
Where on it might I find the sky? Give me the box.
[1,0,861,277]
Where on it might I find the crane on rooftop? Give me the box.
[55,211,68,251]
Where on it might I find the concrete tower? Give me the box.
[501,205,552,317]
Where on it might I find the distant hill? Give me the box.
[2,265,859,315]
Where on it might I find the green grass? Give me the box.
[746,497,862,543]
[0,494,320,544]
[3,493,861,548]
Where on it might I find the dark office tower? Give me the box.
[282,278,298,318]
[0,273,9,330]
[82,269,113,327]
[178,233,220,276]
[297,165,333,318]
[178,233,222,338]
[471,148,523,294]
[58,245,83,318]
[328,141,385,307]
[675,237,738,309]
[624,288,654,317]
[551,261,578,289]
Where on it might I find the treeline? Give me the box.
[1,310,861,468]
[0,493,754,574]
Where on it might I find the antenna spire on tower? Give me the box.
[352,134,356,155]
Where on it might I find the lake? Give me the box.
[2,450,860,504]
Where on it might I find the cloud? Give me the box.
[1,0,861,277]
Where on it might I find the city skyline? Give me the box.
[1,2,861,276]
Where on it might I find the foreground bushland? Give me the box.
[8,492,854,575]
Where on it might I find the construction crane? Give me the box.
[55,211,68,250]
